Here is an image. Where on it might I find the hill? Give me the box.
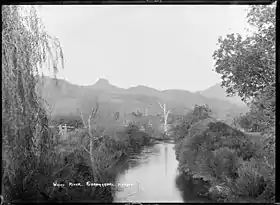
[38,77,248,123]
[199,83,246,106]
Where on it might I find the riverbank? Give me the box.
[149,133,174,143]
[150,137,174,144]
[173,114,275,203]
[6,123,155,203]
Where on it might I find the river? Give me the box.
[113,142,212,203]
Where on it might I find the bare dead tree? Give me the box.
[78,99,105,182]
[156,101,173,135]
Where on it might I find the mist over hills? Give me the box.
[39,77,248,122]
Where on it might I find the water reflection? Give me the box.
[114,143,183,203]
[113,142,213,203]
[175,174,213,203]
[164,144,168,176]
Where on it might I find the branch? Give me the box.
[89,99,99,122]
[89,107,95,122]
[81,144,90,154]
[156,100,164,110]
[78,108,87,128]
[166,110,171,117]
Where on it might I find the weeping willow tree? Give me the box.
[2,5,64,201]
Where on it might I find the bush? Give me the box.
[173,113,274,202]
[231,156,274,202]
[172,120,191,143]
[125,122,140,134]
[234,159,266,198]
[209,147,241,180]
[172,105,213,143]
[123,122,152,151]
[4,118,153,203]
[50,114,84,129]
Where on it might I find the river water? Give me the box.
[113,142,212,203]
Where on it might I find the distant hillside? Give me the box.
[199,83,246,106]
[85,78,125,93]
[38,77,248,123]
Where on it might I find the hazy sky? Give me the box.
[37,5,250,92]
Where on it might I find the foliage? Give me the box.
[123,122,152,151]
[249,85,275,136]
[2,5,153,203]
[5,117,153,202]
[172,104,212,144]
[232,113,260,132]
[212,4,275,103]
[50,114,84,128]
[173,99,274,202]
[212,4,275,174]
[175,118,274,202]
[206,5,276,202]
[232,83,275,135]
[177,121,252,174]
[2,5,64,202]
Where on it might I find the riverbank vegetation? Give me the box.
[4,116,154,203]
[173,4,275,203]
[174,105,274,202]
[2,5,154,203]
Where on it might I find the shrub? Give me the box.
[228,156,275,202]
[172,121,191,143]
[174,117,271,202]
[172,105,213,144]
[50,114,84,129]
[4,116,154,203]
[234,159,266,198]
[187,118,217,139]
[125,122,140,134]
[209,147,241,180]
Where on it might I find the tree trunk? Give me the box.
[157,101,171,136]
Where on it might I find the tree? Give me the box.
[233,113,261,132]
[2,5,64,201]
[192,104,212,121]
[79,100,105,183]
[212,4,275,138]
[212,5,275,103]
[156,101,172,135]
[212,6,275,200]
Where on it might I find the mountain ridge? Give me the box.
[86,78,246,107]
[39,76,248,123]
[199,83,245,106]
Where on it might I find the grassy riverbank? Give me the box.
[172,105,275,203]
[3,122,154,203]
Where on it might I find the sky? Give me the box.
[37,5,250,92]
